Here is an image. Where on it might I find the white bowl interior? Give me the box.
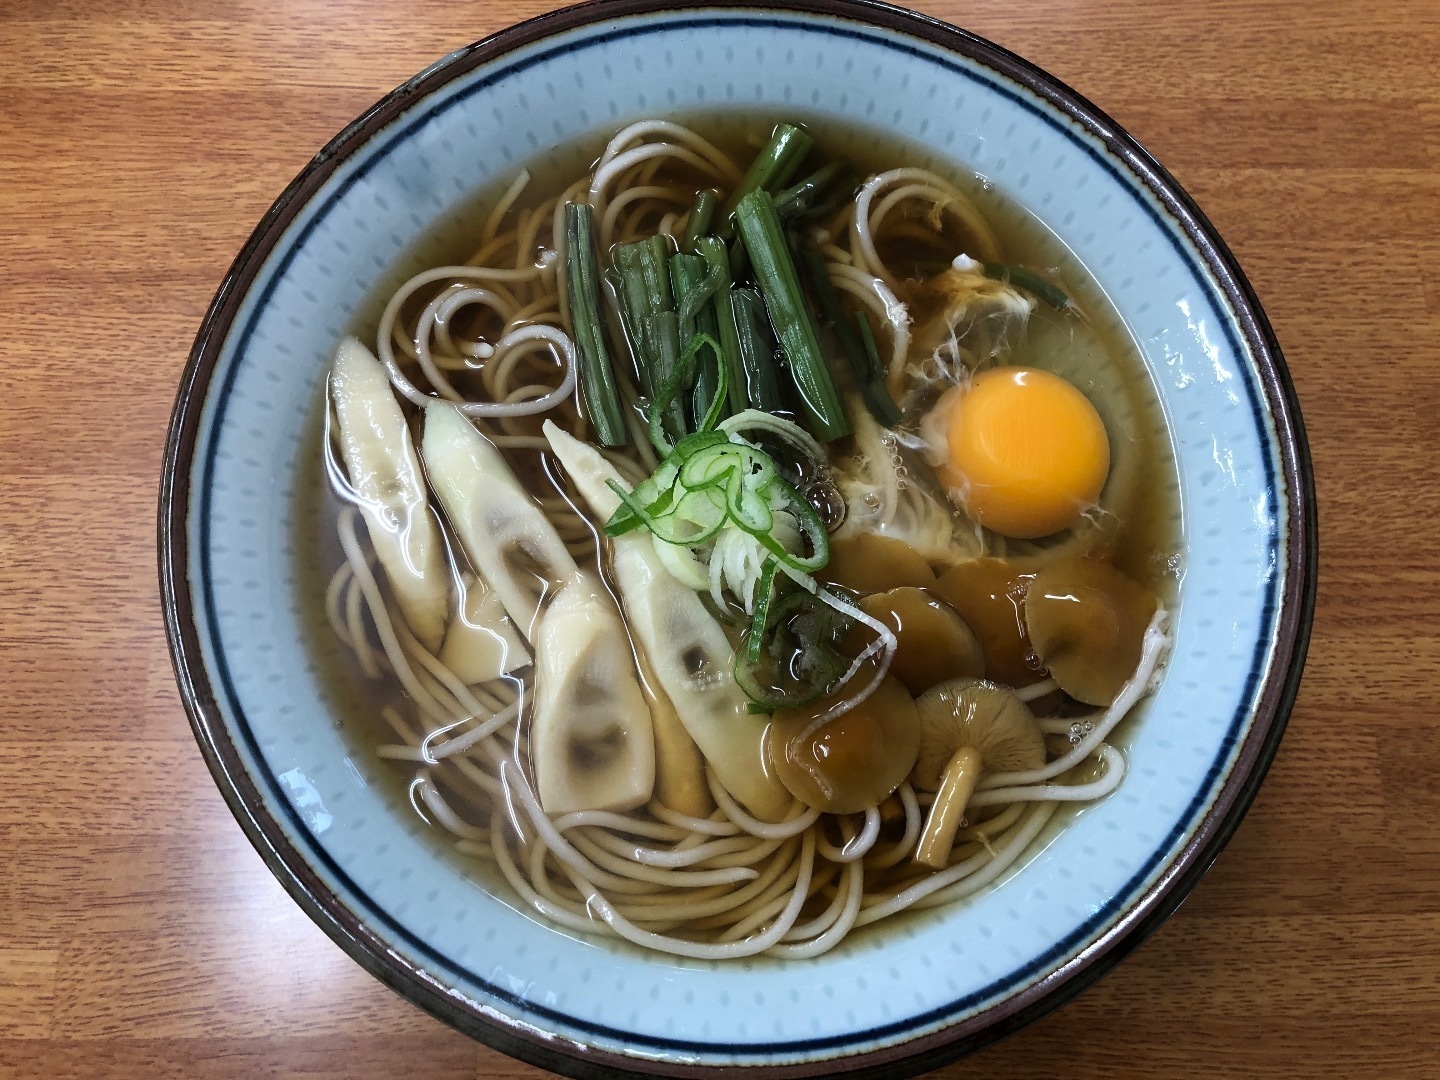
[186,7,1286,1066]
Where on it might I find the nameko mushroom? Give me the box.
[1024,557,1158,706]
[911,678,1045,869]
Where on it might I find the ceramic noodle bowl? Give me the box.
[159,2,1315,1075]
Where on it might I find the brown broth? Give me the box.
[293,110,1185,949]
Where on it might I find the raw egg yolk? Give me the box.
[934,367,1110,539]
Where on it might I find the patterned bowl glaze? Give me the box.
[159,1,1316,1076]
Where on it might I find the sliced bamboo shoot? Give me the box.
[329,336,447,651]
[437,573,531,683]
[531,570,655,814]
[544,421,790,822]
[633,644,715,819]
[421,402,578,639]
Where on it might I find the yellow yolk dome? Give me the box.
[933,367,1110,539]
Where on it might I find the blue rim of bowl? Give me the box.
[158,1,1317,1076]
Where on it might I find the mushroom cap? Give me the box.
[911,678,1045,791]
[819,533,936,595]
[853,587,985,695]
[766,675,921,814]
[1024,557,1158,706]
[932,558,1042,688]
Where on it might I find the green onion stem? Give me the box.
[730,289,785,415]
[613,240,672,396]
[614,238,673,326]
[563,203,629,446]
[646,332,727,455]
[799,247,901,426]
[672,252,726,339]
[854,312,901,425]
[681,190,718,251]
[728,238,749,280]
[645,311,687,448]
[669,252,726,431]
[616,235,695,442]
[720,123,814,236]
[774,162,853,222]
[603,266,646,393]
[733,190,850,441]
[982,261,1072,311]
[695,237,749,416]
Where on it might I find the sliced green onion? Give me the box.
[673,429,731,457]
[726,469,774,535]
[746,558,780,664]
[606,478,726,546]
[603,432,726,537]
[604,436,824,573]
[755,474,828,572]
[719,410,825,471]
[679,441,770,490]
[732,583,851,711]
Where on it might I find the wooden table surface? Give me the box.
[1,0,1434,1076]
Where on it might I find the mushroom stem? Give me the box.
[914,746,984,869]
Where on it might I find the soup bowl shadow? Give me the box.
[158,1,1316,1076]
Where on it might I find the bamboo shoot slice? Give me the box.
[544,421,790,822]
[541,425,710,816]
[531,570,655,814]
[632,645,714,819]
[329,336,447,651]
[421,402,578,639]
[437,573,531,683]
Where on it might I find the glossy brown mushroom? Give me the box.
[766,675,921,815]
[851,588,985,695]
[931,558,1041,688]
[1023,557,1158,706]
[911,678,1045,868]
[819,533,936,595]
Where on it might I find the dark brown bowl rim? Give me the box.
[158,1,1317,1076]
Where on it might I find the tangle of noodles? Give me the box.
[316,118,1177,961]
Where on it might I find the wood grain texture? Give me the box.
[0,0,1433,1076]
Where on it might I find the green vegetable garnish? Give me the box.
[733,584,854,710]
[605,347,829,579]
[563,202,629,446]
[733,190,850,441]
[981,261,1072,311]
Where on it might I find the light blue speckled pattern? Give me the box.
[186,8,1283,1067]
